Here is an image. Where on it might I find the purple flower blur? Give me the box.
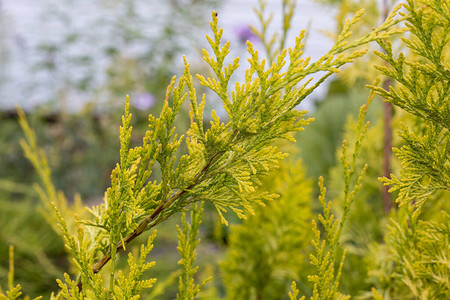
[132,92,156,111]
[234,25,259,45]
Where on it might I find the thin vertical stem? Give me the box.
[382,92,392,213]
[382,0,392,213]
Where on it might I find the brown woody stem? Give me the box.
[382,0,393,214]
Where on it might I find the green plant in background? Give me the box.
[295,85,382,183]
[221,158,313,300]
[324,114,396,296]
[0,246,40,300]
[289,91,373,300]
[0,196,66,298]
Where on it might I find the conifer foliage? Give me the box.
[367,0,450,298]
[371,0,449,219]
[4,1,406,298]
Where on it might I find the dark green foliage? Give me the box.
[296,83,382,182]
[0,246,42,300]
[0,196,66,298]
[0,109,120,200]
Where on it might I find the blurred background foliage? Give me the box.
[0,0,448,299]
[221,157,313,300]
